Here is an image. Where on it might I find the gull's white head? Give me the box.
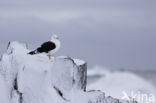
[50,34,61,54]
[51,34,59,41]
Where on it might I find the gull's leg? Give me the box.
[47,53,51,60]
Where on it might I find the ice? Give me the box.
[0,41,136,103]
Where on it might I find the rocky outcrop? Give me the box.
[0,41,136,103]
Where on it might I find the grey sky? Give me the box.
[0,0,156,70]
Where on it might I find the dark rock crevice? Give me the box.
[53,86,70,102]
[12,74,23,103]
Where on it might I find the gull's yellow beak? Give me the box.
[56,37,59,40]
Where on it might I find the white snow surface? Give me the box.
[87,66,156,103]
[73,59,85,66]
[0,75,10,103]
[0,41,107,103]
[0,41,72,103]
[0,41,141,103]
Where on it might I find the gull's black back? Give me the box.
[28,41,56,55]
[38,41,56,53]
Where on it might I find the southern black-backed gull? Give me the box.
[28,35,61,59]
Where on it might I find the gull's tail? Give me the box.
[28,50,36,55]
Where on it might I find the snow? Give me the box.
[73,59,85,66]
[17,63,66,103]
[2,41,71,103]
[0,41,67,103]
[87,66,156,103]
[0,75,10,103]
[70,90,105,103]
[0,41,137,103]
[0,41,87,103]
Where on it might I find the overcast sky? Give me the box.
[0,0,156,70]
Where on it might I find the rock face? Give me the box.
[0,41,136,103]
[50,57,87,100]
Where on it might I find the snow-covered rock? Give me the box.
[50,57,87,100]
[0,75,10,103]
[0,41,136,103]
